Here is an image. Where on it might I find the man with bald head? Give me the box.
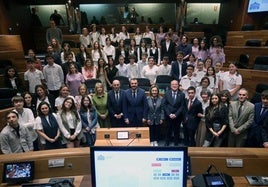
[107,79,126,127]
[228,88,254,147]
[163,80,186,146]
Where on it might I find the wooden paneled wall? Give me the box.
[226,30,268,46]
[0,35,26,87]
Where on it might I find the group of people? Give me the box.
[1,23,268,154]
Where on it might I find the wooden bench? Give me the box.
[226,30,268,46]
[0,147,267,182]
[224,46,268,68]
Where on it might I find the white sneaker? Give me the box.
[150,142,154,146]
[154,141,158,146]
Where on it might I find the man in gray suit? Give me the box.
[228,88,254,147]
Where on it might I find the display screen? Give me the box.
[91,146,188,187]
[248,0,268,13]
[2,161,34,184]
[205,175,224,186]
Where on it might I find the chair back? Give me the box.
[237,54,249,69]
[136,78,151,91]
[251,83,268,103]
[113,76,129,90]
[245,39,261,47]
[155,75,172,92]
[253,56,268,71]
[0,88,16,109]
[84,79,102,94]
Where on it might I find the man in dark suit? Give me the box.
[123,78,148,127]
[163,80,186,146]
[171,51,187,81]
[183,86,203,146]
[228,88,254,147]
[107,79,125,127]
[160,33,176,62]
[247,90,268,147]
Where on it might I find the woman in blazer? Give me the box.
[147,85,164,146]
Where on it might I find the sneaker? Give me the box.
[150,142,154,146]
[154,141,158,146]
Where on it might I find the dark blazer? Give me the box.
[123,88,149,122]
[184,98,203,130]
[252,102,268,127]
[160,40,176,61]
[171,60,187,81]
[115,48,128,64]
[147,96,164,125]
[33,94,56,112]
[177,43,192,58]
[107,89,125,117]
[4,77,25,94]
[163,89,185,119]
[76,52,90,67]
[248,102,268,147]
[262,117,268,145]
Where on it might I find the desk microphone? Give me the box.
[127,137,137,146]
[104,135,113,146]
[206,165,213,174]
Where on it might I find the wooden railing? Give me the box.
[0,147,268,182]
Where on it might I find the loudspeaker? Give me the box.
[192,173,234,187]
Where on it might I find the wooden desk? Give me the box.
[1,148,268,183]
[94,138,150,146]
[95,127,150,146]
[3,175,260,187]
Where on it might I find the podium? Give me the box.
[94,127,150,146]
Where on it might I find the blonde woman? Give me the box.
[92,82,109,128]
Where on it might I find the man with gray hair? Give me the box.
[228,88,254,147]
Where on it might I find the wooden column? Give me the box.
[0,1,11,34]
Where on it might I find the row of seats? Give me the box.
[241,23,268,31]
[62,38,154,49]
[238,55,268,70]
[245,39,268,47]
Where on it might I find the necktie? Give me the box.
[238,103,243,117]
[115,91,119,101]
[173,92,176,104]
[133,91,136,98]
[188,99,193,110]
[260,107,267,116]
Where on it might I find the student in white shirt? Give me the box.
[116,55,128,77]
[137,52,148,78]
[103,37,115,60]
[141,56,159,85]
[180,64,197,95]
[158,56,171,76]
[126,54,138,79]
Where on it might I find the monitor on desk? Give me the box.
[90,146,188,187]
[2,161,34,184]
